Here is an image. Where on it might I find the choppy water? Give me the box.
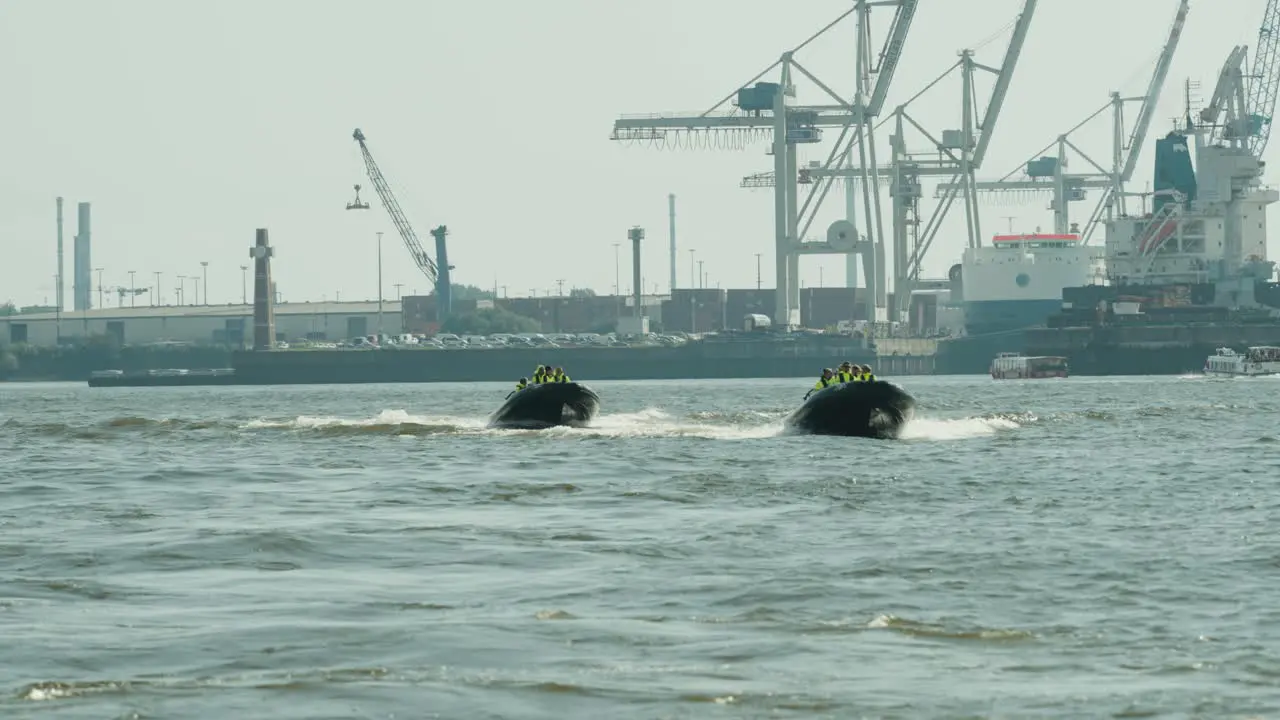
[1,375,1278,719]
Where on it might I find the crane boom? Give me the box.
[352,128,439,285]
[1121,0,1188,179]
[1247,0,1280,156]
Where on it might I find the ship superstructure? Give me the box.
[1104,15,1280,293]
[960,232,1102,335]
[1104,130,1277,289]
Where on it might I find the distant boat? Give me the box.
[990,352,1068,380]
[1203,346,1280,377]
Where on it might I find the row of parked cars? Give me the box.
[293,331,696,351]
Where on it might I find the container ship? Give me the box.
[934,231,1102,373]
[1025,126,1280,374]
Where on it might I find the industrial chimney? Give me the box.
[56,197,64,312]
[668,193,676,293]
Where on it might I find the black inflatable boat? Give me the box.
[784,380,916,439]
[487,382,601,429]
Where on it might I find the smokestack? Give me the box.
[56,197,64,311]
[668,193,677,292]
[73,202,92,310]
[250,228,276,350]
[628,226,644,317]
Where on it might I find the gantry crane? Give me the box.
[612,1,919,326]
[808,0,1037,317]
[350,128,453,322]
[935,0,1189,243]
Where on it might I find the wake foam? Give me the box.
[898,414,1022,440]
[235,407,1022,441]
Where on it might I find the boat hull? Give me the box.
[487,381,600,429]
[991,371,1068,379]
[784,380,916,439]
[1203,369,1280,377]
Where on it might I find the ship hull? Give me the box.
[963,299,1062,336]
[1026,324,1280,375]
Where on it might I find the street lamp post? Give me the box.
[200,261,209,305]
[153,271,162,306]
[239,265,248,304]
[697,260,704,289]
[94,268,103,308]
[755,253,762,290]
[128,270,137,306]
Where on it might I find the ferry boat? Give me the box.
[1203,346,1280,377]
[960,232,1102,336]
[990,352,1068,379]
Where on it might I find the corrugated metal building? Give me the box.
[1,302,402,347]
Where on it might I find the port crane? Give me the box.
[611,1,920,326]
[934,0,1189,243]
[1200,0,1280,156]
[1247,0,1280,157]
[349,128,453,322]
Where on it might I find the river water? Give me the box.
[1,375,1277,719]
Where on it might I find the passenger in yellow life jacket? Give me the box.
[506,377,529,399]
[836,361,855,382]
[805,368,836,399]
[860,364,876,382]
[532,365,545,383]
[554,367,570,382]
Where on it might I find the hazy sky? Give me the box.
[0,0,1267,308]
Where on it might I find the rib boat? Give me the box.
[783,380,916,439]
[488,381,601,429]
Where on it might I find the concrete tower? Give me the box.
[73,202,91,310]
[250,228,276,350]
[250,225,276,345]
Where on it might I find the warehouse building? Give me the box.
[0,301,402,347]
